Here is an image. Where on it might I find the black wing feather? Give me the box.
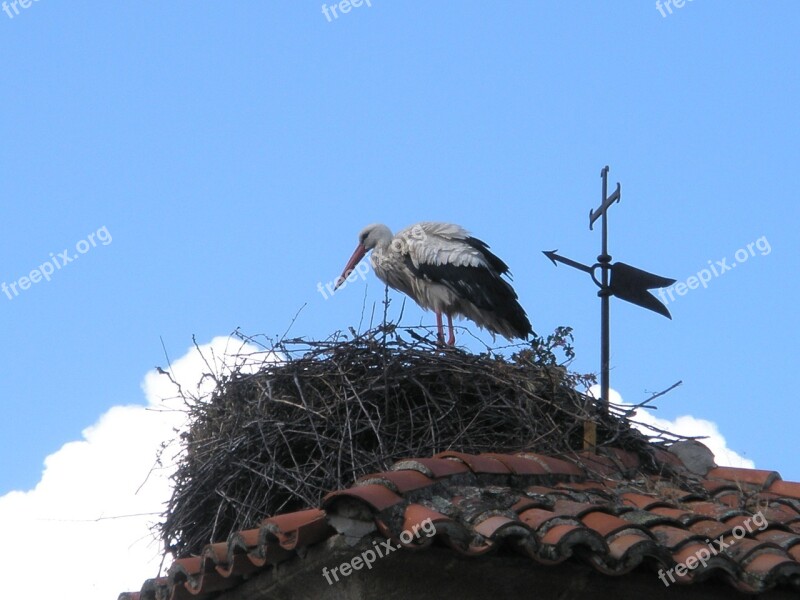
[463,236,511,276]
[403,254,532,339]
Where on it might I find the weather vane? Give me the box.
[543,166,675,448]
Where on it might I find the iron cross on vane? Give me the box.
[543,166,675,448]
[589,165,621,231]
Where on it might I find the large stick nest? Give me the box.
[159,325,687,559]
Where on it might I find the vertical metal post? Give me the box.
[598,166,611,413]
[584,166,613,451]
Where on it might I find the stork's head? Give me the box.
[335,224,392,290]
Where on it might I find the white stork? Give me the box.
[335,222,532,345]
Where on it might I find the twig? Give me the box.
[625,380,683,414]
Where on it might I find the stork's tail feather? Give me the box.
[509,306,534,340]
[493,299,533,341]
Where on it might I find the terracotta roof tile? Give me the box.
[481,453,552,475]
[434,450,511,474]
[650,446,685,469]
[261,508,331,550]
[226,527,293,566]
[523,484,567,498]
[540,522,604,553]
[755,528,800,551]
[517,506,560,530]
[649,505,695,522]
[600,447,642,472]
[510,495,542,513]
[619,491,671,510]
[203,542,259,579]
[400,503,452,540]
[355,469,435,494]
[762,503,800,524]
[618,508,677,529]
[391,457,470,478]
[657,485,706,503]
[739,550,800,593]
[714,490,743,508]
[682,500,748,521]
[571,451,621,477]
[322,483,403,511]
[552,498,613,519]
[605,532,658,564]
[581,511,645,538]
[554,480,608,493]
[769,479,800,500]
[649,524,706,550]
[515,452,585,476]
[120,449,800,599]
[472,514,524,539]
[688,517,737,540]
[707,466,782,489]
[700,479,739,495]
[671,541,736,581]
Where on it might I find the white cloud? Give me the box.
[0,336,276,600]
[590,386,755,469]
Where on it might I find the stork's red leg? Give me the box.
[435,311,445,345]
[447,314,455,346]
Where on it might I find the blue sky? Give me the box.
[1,0,798,514]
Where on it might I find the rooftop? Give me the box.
[119,442,800,599]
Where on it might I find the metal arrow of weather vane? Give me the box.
[543,166,675,448]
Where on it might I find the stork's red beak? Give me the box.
[335,243,367,290]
